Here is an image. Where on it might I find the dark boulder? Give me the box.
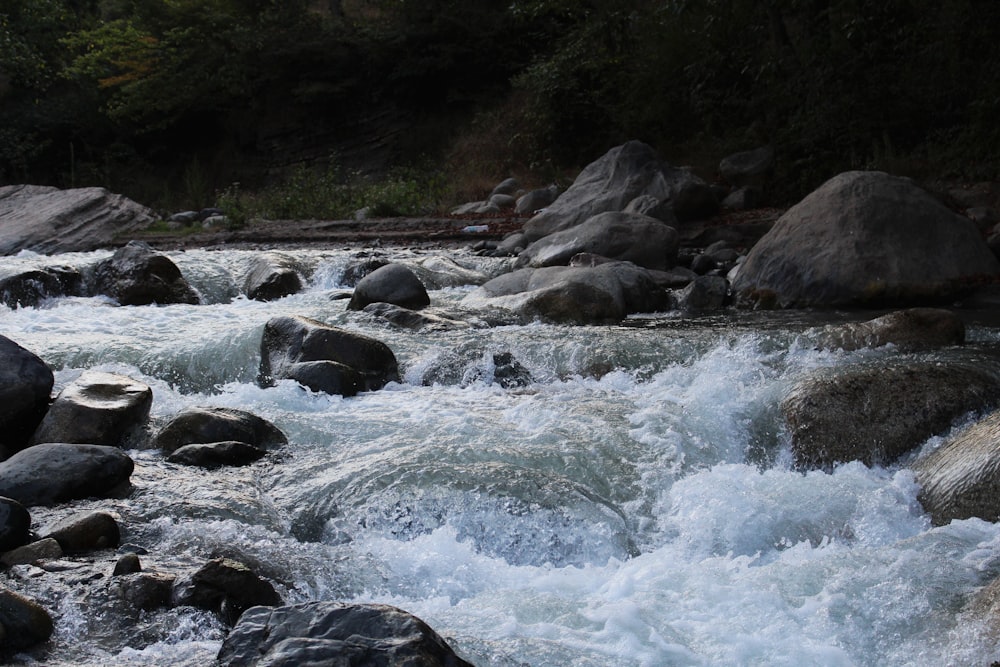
[0,586,53,652]
[670,180,719,222]
[814,308,965,352]
[674,275,729,311]
[113,572,175,612]
[0,336,53,453]
[29,371,152,447]
[0,538,62,566]
[152,406,287,455]
[783,360,1000,469]
[912,409,1000,525]
[217,601,473,667]
[362,303,471,331]
[517,211,679,271]
[172,557,282,626]
[0,443,134,506]
[259,315,400,395]
[733,171,1000,308]
[340,256,390,287]
[41,511,120,553]
[0,266,81,308]
[0,497,30,552]
[167,441,267,468]
[719,146,775,190]
[242,252,304,301]
[347,263,430,311]
[92,241,200,306]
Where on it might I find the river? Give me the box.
[2,245,1000,666]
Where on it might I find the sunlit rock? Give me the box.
[152,406,286,455]
[0,443,134,506]
[92,241,200,306]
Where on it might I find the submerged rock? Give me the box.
[152,406,287,455]
[259,315,400,395]
[217,601,473,666]
[783,360,1000,469]
[815,308,965,352]
[733,171,1000,308]
[0,335,53,454]
[0,443,134,506]
[0,497,30,552]
[0,586,54,652]
[172,557,282,626]
[93,241,200,306]
[30,371,152,447]
[0,266,81,308]
[347,263,430,311]
[167,441,267,468]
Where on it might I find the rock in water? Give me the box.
[242,252,304,301]
[0,586,53,651]
[0,443,134,506]
[41,511,121,553]
[259,315,400,395]
[0,497,30,552]
[814,308,965,352]
[167,441,267,468]
[93,241,199,306]
[152,406,287,455]
[217,601,473,666]
[733,171,1000,308]
[347,263,430,311]
[0,185,155,255]
[172,557,282,626]
[0,336,53,454]
[30,371,152,447]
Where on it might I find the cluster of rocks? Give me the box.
[450,177,562,217]
[166,207,227,230]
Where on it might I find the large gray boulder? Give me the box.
[0,443,134,506]
[517,211,679,271]
[463,262,671,324]
[0,185,155,255]
[912,409,1000,525]
[29,371,152,447]
[259,315,400,395]
[93,241,200,306]
[0,336,53,453]
[0,586,53,651]
[814,308,965,352]
[733,171,1000,308]
[783,359,1000,469]
[217,601,473,667]
[151,406,287,455]
[347,263,429,311]
[518,140,709,244]
[242,252,304,302]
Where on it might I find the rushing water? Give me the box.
[3,246,1000,666]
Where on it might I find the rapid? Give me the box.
[2,245,1000,666]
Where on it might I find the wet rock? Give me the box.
[93,241,200,306]
[113,552,142,576]
[29,371,152,447]
[521,140,710,243]
[674,275,729,311]
[340,256,389,287]
[0,537,62,566]
[410,255,493,289]
[733,171,1000,308]
[217,601,473,667]
[152,406,287,455]
[173,557,282,626]
[259,315,400,395]
[518,211,679,271]
[912,409,1000,525]
[113,571,175,612]
[719,146,775,189]
[242,252,304,301]
[0,335,53,454]
[783,360,1000,469]
[0,185,155,255]
[362,303,471,331]
[0,586,53,651]
[0,266,81,308]
[167,441,267,468]
[0,443,134,506]
[815,308,965,352]
[41,511,120,553]
[0,497,30,552]
[347,263,430,311]
[421,348,533,388]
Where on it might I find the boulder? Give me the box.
[242,252,304,301]
[0,497,30,552]
[152,406,287,455]
[783,360,1000,469]
[670,180,719,221]
[113,552,142,576]
[29,371,152,447]
[166,441,267,468]
[172,557,282,626]
[520,140,710,243]
[0,185,155,255]
[814,308,965,352]
[517,211,679,271]
[217,601,473,667]
[0,266,81,308]
[92,241,200,306]
[463,261,671,325]
[0,336,53,453]
[623,193,679,225]
[515,185,560,214]
[733,171,1000,308]
[340,256,389,287]
[912,409,1000,525]
[421,348,533,388]
[41,511,120,553]
[0,443,134,506]
[0,537,62,566]
[490,177,520,197]
[410,256,492,289]
[347,263,429,311]
[259,315,400,395]
[0,586,53,651]
[719,146,775,189]
[113,571,175,612]
[674,275,729,311]
[721,186,763,211]
[362,303,470,331]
